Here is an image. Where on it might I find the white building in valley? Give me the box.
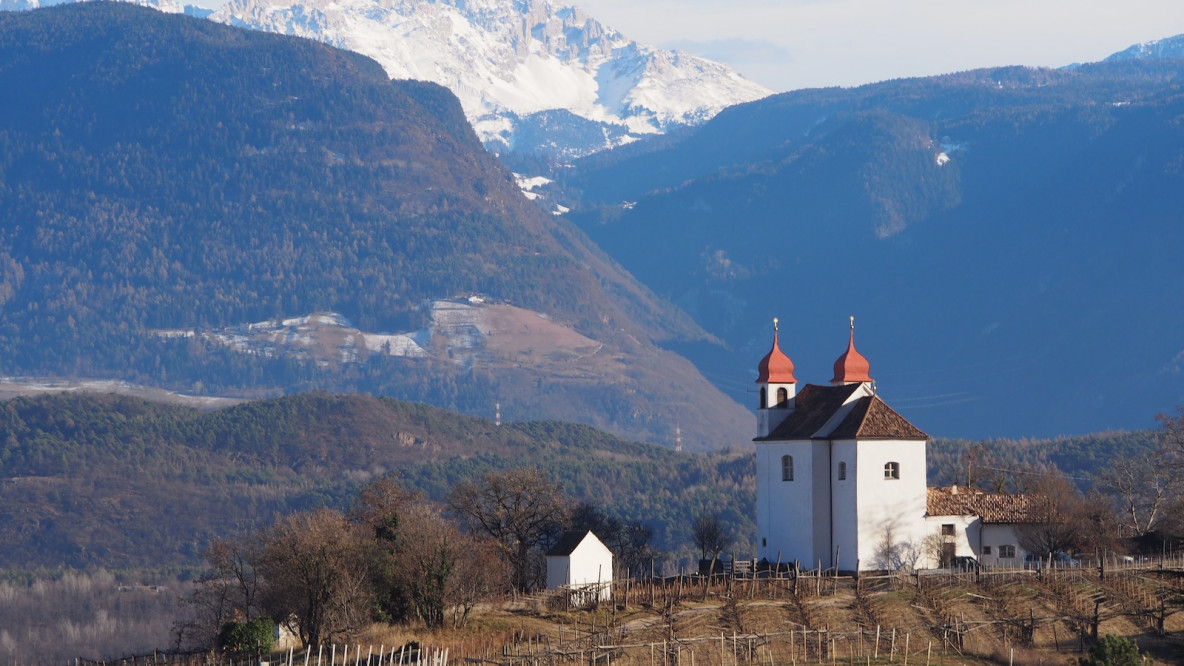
[752,317,1038,572]
[546,531,613,604]
[926,485,1042,568]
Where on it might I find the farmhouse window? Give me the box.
[837,461,847,480]
[982,546,992,555]
[884,462,900,480]
[999,545,1016,558]
[781,455,794,481]
[941,524,955,536]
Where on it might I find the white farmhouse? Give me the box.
[754,318,936,572]
[925,485,1042,568]
[546,531,613,603]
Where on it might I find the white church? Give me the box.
[753,318,1038,572]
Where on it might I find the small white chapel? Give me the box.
[752,317,1038,572]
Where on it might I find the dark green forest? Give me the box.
[0,390,1163,572]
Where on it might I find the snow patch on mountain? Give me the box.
[1105,34,1184,62]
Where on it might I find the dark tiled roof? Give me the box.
[926,487,1043,523]
[756,384,928,441]
[547,530,595,557]
[829,396,929,440]
[757,383,861,441]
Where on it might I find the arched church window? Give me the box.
[837,461,847,480]
[884,461,900,480]
[760,387,767,409]
[781,455,794,481]
[776,387,789,407]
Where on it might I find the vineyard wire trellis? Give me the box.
[73,554,1184,666]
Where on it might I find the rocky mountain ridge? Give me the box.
[0,0,770,158]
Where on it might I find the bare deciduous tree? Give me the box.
[1159,407,1184,459]
[174,536,264,651]
[1095,448,1178,537]
[691,513,734,574]
[259,509,374,647]
[1015,471,1084,559]
[395,501,506,628]
[447,468,573,592]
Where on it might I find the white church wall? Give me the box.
[756,440,817,567]
[830,440,859,571]
[809,440,834,567]
[853,439,928,570]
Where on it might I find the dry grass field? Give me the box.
[332,563,1184,666]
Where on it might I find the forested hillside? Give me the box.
[0,392,756,569]
[561,61,1184,439]
[0,2,752,448]
[0,390,1165,572]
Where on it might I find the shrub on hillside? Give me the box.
[1079,635,1142,666]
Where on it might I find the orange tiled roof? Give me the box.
[926,486,1043,524]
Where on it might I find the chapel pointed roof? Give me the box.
[831,316,872,385]
[756,318,796,384]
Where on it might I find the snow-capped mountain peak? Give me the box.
[2,0,771,157]
[206,0,772,156]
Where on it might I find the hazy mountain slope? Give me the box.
[562,62,1184,439]
[1105,33,1184,62]
[0,3,751,450]
[0,392,756,569]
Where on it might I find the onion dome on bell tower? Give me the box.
[756,318,797,437]
[831,316,873,385]
[757,318,796,385]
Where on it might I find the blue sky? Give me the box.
[572,0,1184,91]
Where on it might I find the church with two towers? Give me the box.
[753,318,933,572]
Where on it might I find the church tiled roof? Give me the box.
[926,487,1042,523]
[829,395,929,440]
[757,383,860,440]
[755,384,928,441]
